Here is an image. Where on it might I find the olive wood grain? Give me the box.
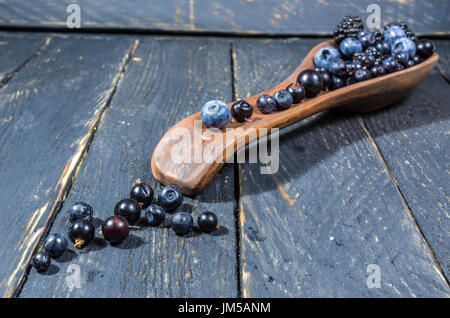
[152,40,439,196]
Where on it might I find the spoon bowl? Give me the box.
[152,40,439,196]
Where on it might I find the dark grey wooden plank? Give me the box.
[0,34,135,297]
[0,32,48,84]
[361,69,450,279]
[20,36,237,298]
[435,40,450,81]
[233,38,449,297]
[0,0,448,35]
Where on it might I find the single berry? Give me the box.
[354,69,372,82]
[231,100,253,122]
[375,41,391,54]
[102,216,130,244]
[370,65,387,77]
[67,202,93,223]
[201,100,231,129]
[329,76,346,90]
[286,83,305,104]
[44,233,68,258]
[297,69,323,97]
[384,26,406,45]
[32,252,51,273]
[406,59,415,68]
[197,212,218,233]
[130,183,153,208]
[273,89,293,110]
[314,68,332,90]
[144,204,166,226]
[413,55,423,64]
[416,40,435,58]
[359,54,376,68]
[68,219,95,249]
[313,46,341,70]
[339,37,363,58]
[159,185,183,212]
[328,60,347,77]
[170,212,193,236]
[383,57,402,73]
[393,52,409,66]
[114,199,141,225]
[392,37,416,57]
[256,94,277,114]
[357,30,376,48]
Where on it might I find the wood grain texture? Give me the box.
[0,0,449,35]
[435,40,450,81]
[0,34,136,297]
[360,69,450,279]
[233,38,449,297]
[20,37,238,298]
[0,32,48,85]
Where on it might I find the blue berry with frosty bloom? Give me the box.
[339,38,363,58]
[384,26,406,45]
[313,46,341,70]
[201,100,231,129]
[357,30,375,48]
[392,37,416,58]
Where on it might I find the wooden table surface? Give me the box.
[0,1,448,298]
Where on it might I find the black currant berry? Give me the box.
[198,212,218,233]
[286,83,305,104]
[416,40,435,58]
[68,219,95,249]
[297,69,323,98]
[114,198,141,225]
[130,183,154,208]
[32,252,51,273]
[231,100,253,122]
[102,216,130,244]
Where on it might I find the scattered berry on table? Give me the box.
[144,204,166,226]
[354,69,372,82]
[357,30,376,48]
[333,16,364,44]
[159,185,183,212]
[114,198,141,225]
[297,69,323,97]
[329,75,345,91]
[339,37,363,58]
[286,83,305,104]
[170,212,193,236]
[256,94,277,114]
[392,37,416,58]
[44,233,68,258]
[313,46,341,70]
[102,216,130,244]
[68,219,95,249]
[32,252,51,273]
[201,100,231,129]
[198,212,218,233]
[231,100,253,122]
[67,202,93,223]
[130,183,153,208]
[416,40,435,58]
[273,89,293,110]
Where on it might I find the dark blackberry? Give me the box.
[365,47,382,59]
[333,16,364,44]
[373,29,384,42]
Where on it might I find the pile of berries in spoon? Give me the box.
[200,16,436,129]
[32,183,219,274]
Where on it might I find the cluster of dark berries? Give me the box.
[333,16,365,44]
[31,183,219,274]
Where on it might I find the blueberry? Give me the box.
[375,41,391,54]
[286,83,305,104]
[328,60,347,77]
[197,211,218,233]
[370,65,387,77]
[68,219,95,249]
[406,59,415,68]
[313,46,341,70]
[392,37,416,57]
[114,199,141,225]
[384,26,406,45]
[256,94,276,114]
[159,185,183,212]
[393,52,409,66]
[339,37,363,58]
[329,76,345,91]
[416,40,435,58]
[144,204,166,226]
[201,100,231,129]
[170,212,193,236]
[297,69,323,97]
[130,183,153,208]
[273,89,293,110]
[67,202,93,223]
[314,67,331,90]
[32,252,51,273]
[44,233,68,258]
[354,69,372,82]
[102,216,130,244]
[231,100,253,122]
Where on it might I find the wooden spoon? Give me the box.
[152,39,439,196]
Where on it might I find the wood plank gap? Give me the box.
[10,39,140,298]
[356,115,450,286]
[230,41,242,298]
[0,36,52,88]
